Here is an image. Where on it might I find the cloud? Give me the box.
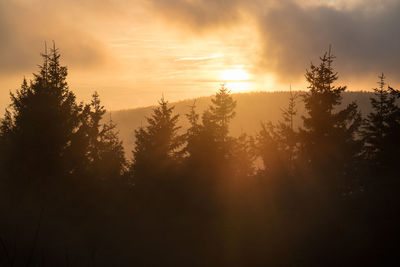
[255,0,400,83]
[0,0,109,74]
[176,54,224,61]
[147,0,400,84]
[146,0,246,30]
[2,0,399,89]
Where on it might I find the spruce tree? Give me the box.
[257,121,281,174]
[256,88,299,175]
[184,85,237,177]
[184,101,202,163]
[131,97,183,181]
[202,84,236,160]
[86,92,126,180]
[231,133,255,178]
[277,88,299,168]
[299,49,361,190]
[0,110,14,180]
[2,44,83,182]
[362,74,400,171]
[206,84,236,143]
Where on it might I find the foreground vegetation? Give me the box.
[0,46,399,266]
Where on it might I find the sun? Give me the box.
[220,67,252,92]
[220,68,250,81]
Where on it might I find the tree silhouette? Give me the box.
[230,133,255,178]
[1,44,83,182]
[0,109,14,180]
[362,73,400,172]
[256,122,281,175]
[205,84,236,144]
[86,92,126,180]
[184,85,237,179]
[184,101,201,159]
[299,48,361,192]
[277,87,299,169]
[256,87,299,176]
[131,97,184,182]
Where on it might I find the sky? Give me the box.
[1,0,399,111]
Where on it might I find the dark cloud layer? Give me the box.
[148,0,400,83]
[256,0,400,83]
[146,0,245,29]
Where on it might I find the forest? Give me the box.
[0,46,399,266]
[109,90,375,155]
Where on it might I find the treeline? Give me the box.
[110,90,375,155]
[0,46,399,266]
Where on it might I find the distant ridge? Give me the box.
[108,91,374,156]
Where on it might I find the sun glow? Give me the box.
[220,67,252,92]
[220,68,250,81]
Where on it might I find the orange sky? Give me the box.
[1,0,399,112]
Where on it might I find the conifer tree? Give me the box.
[257,122,281,174]
[206,84,236,143]
[256,88,299,175]
[85,92,126,180]
[184,101,202,162]
[131,97,183,181]
[189,85,237,172]
[0,110,14,180]
[299,48,361,188]
[231,133,255,178]
[95,118,126,180]
[2,44,83,181]
[183,85,238,180]
[362,74,400,171]
[202,84,236,159]
[277,87,299,167]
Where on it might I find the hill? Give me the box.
[109,91,374,157]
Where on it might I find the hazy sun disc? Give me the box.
[220,68,252,92]
[220,68,250,81]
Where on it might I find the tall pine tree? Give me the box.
[362,74,400,172]
[299,48,361,192]
[131,97,183,182]
[184,85,237,178]
[257,88,299,175]
[86,92,126,180]
[1,44,83,182]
